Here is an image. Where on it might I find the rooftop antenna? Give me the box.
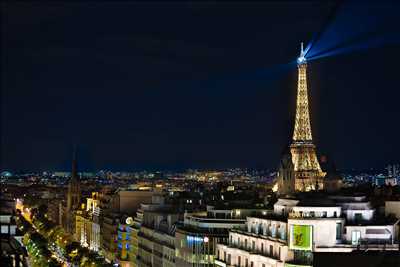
[301,42,304,55]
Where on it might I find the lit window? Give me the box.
[1,225,8,234]
[10,226,16,235]
[336,223,342,240]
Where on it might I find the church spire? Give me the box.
[67,145,81,211]
[71,145,78,181]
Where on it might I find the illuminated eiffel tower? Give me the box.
[290,43,325,191]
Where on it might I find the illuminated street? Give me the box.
[16,199,108,267]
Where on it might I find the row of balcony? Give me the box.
[220,242,282,262]
[232,228,287,241]
[289,211,340,219]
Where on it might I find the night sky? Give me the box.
[2,2,400,172]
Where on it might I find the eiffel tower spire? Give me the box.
[290,43,324,191]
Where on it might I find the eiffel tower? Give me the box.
[290,43,325,191]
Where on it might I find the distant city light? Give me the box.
[272,183,278,192]
[125,217,134,225]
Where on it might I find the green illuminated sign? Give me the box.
[289,225,312,250]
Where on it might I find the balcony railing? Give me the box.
[286,250,313,266]
[289,211,341,219]
[223,242,280,261]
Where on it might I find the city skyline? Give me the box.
[2,3,400,267]
[2,2,400,171]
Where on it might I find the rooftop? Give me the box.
[296,198,338,207]
[247,213,288,222]
[346,216,399,226]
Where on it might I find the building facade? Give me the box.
[62,150,81,234]
[216,195,399,267]
[136,195,179,267]
[175,206,269,267]
[215,215,293,267]
[75,192,101,253]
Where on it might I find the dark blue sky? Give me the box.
[1,2,400,171]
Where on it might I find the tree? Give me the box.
[38,204,48,219]
[48,258,61,267]
[30,208,38,220]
